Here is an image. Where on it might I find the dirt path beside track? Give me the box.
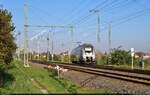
[15,64,48,94]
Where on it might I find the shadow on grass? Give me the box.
[0,65,15,88]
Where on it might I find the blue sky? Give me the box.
[0,0,150,54]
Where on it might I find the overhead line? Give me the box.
[69,0,120,26]
[134,0,149,9]
[29,7,49,25]
[102,0,129,12]
[66,0,99,25]
[111,7,150,24]
[98,7,150,32]
[74,0,134,27]
[28,4,65,25]
[59,0,86,25]
[112,8,150,28]
[77,7,150,36]
[104,0,131,16]
[67,0,109,25]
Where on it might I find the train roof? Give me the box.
[77,43,93,48]
[71,43,94,53]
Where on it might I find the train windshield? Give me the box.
[84,47,92,53]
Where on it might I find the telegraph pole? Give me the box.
[51,30,54,62]
[52,39,54,61]
[18,32,21,60]
[108,24,111,64]
[69,28,74,63]
[97,11,100,52]
[89,9,100,64]
[61,40,64,62]
[71,27,74,47]
[89,10,100,52]
[38,37,40,60]
[24,3,29,67]
[47,30,50,61]
[109,24,111,53]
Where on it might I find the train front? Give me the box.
[82,45,95,63]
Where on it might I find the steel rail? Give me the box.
[30,60,150,85]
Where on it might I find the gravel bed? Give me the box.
[61,70,150,94]
[58,63,150,79]
[29,62,150,94]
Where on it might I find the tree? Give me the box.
[0,8,16,64]
[136,52,144,59]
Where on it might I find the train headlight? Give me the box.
[93,55,95,59]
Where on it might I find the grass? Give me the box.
[16,61,68,93]
[16,60,114,94]
[96,56,150,70]
[0,61,42,94]
[107,63,150,71]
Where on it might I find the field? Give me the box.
[0,60,113,94]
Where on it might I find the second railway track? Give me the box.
[29,60,150,86]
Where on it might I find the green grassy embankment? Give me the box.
[0,61,42,94]
[16,60,113,94]
[96,56,150,70]
[107,63,150,70]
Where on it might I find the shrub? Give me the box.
[109,46,139,65]
[144,58,150,66]
[96,55,107,65]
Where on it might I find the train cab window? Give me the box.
[85,51,91,53]
[84,47,92,54]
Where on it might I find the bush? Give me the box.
[53,54,61,61]
[64,55,69,62]
[96,55,107,65]
[109,47,139,65]
[144,58,150,66]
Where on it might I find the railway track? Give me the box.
[29,60,150,86]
